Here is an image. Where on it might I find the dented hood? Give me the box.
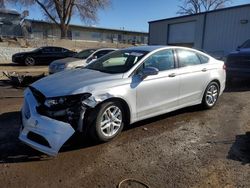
[31,68,123,98]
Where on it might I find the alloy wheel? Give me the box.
[25,57,35,66]
[100,105,122,137]
[205,84,218,106]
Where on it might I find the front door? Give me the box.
[133,49,180,120]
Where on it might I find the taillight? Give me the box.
[223,64,226,70]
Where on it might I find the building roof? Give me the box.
[0,8,20,15]
[26,19,148,35]
[149,3,250,23]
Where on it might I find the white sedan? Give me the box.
[19,46,226,156]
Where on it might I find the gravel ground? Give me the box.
[0,67,250,188]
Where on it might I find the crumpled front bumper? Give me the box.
[19,88,75,156]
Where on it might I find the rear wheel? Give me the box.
[24,57,35,66]
[202,82,219,109]
[88,101,124,142]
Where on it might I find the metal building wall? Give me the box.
[203,6,250,57]
[149,21,168,45]
[149,5,250,58]
[149,14,205,49]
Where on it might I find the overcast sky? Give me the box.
[7,0,249,32]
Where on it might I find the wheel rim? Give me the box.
[25,57,35,65]
[100,105,122,137]
[205,84,218,106]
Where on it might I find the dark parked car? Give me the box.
[226,40,250,81]
[12,46,76,66]
[237,39,250,52]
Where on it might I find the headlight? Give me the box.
[67,63,80,69]
[57,64,66,70]
[44,93,91,109]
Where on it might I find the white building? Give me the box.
[28,20,148,45]
[148,4,250,58]
[0,8,148,45]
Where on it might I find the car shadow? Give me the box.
[0,105,205,163]
[227,132,250,164]
[0,111,53,163]
[0,111,110,163]
[0,80,25,90]
[124,104,204,131]
[0,63,24,67]
[225,78,250,92]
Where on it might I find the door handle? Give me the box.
[201,68,207,72]
[168,73,176,77]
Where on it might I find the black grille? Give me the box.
[29,86,46,103]
[27,132,51,148]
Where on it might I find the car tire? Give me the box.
[88,101,124,142]
[24,57,35,66]
[202,82,220,109]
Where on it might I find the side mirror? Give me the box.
[139,67,159,79]
[92,55,98,60]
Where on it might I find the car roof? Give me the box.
[95,48,118,51]
[125,45,170,52]
[39,46,67,49]
[124,45,211,56]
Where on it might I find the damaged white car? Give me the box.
[19,46,226,156]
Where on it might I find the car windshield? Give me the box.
[74,49,96,59]
[85,49,148,74]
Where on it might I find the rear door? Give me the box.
[52,47,67,61]
[34,47,54,64]
[38,47,57,64]
[176,49,210,106]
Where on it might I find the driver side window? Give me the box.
[142,49,175,71]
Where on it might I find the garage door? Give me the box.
[168,21,196,46]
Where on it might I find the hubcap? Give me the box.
[100,106,122,137]
[25,57,35,65]
[206,84,218,106]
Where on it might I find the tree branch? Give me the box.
[66,1,74,26]
[178,0,232,15]
[34,0,59,25]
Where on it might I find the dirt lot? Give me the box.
[0,65,250,188]
[0,64,48,79]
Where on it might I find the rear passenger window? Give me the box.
[42,47,54,53]
[177,49,201,67]
[54,47,63,53]
[143,49,175,71]
[198,54,209,64]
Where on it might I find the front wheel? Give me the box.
[202,82,220,109]
[88,101,124,142]
[24,56,35,66]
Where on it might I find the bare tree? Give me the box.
[5,0,110,38]
[177,0,232,15]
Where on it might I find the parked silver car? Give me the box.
[49,48,117,74]
[19,46,226,156]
